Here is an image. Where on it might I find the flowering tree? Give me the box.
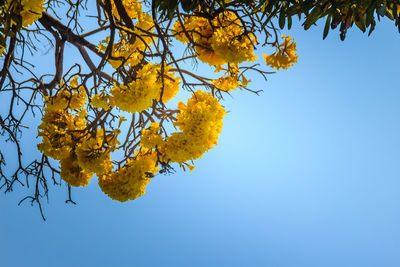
[0,0,398,219]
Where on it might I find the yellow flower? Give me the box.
[98,151,158,202]
[173,16,226,66]
[99,35,144,69]
[20,0,45,26]
[173,12,257,65]
[195,45,227,66]
[0,44,6,56]
[111,0,142,21]
[183,163,196,172]
[91,93,114,110]
[140,122,164,149]
[263,35,299,70]
[5,0,46,27]
[111,63,180,112]
[213,76,240,92]
[212,63,241,91]
[37,110,87,160]
[111,63,160,113]
[76,129,119,175]
[44,76,87,112]
[210,12,257,64]
[60,152,93,187]
[172,16,211,44]
[99,2,154,69]
[159,65,180,103]
[162,90,226,164]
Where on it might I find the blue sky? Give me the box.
[1,14,400,267]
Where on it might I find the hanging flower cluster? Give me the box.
[263,35,299,70]
[173,11,257,66]
[212,64,242,92]
[110,63,180,113]
[37,77,120,187]
[98,150,159,202]
[162,90,226,164]
[99,0,154,69]
[43,76,87,112]
[138,90,226,165]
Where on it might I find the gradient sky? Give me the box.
[1,14,400,267]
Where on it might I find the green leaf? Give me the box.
[279,9,286,29]
[354,13,366,32]
[378,4,386,16]
[181,0,196,13]
[263,7,279,26]
[323,14,331,39]
[253,0,268,13]
[365,5,375,26]
[287,15,292,30]
[304,6,322,30]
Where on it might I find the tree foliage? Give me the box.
[154,0,400,39]
[0,0,397,219]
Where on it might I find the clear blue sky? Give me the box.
[1,15,400,267]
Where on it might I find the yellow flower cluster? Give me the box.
[111,63,180,113]
[99,0,154,69]
[213,76,240,92]
[37,77,96,187]
[137,91,225,173]
[36,67,180,199]
[44,76,87,112]
[39,81,121,186]
[76,129,120,176]
[0,44,5,56]
[173,11,257,65]
[5,0,45,27]
[111,63,159,112]
[91,93,114,110]
[98,151,158,202]
[60,153,93,187]
[159,66,180,103]
[111,0,142,20]
[38,77,88,161]
[140,122,164,149]
[162,90,226,164]
[210,12,257,64]
[20,0,45,26]
[212,64,242,92]
[263,35,299,70]
[37,110,86,160]
[174,15,226,66]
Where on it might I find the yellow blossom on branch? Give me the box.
[44,76,87,112]
[162,90,226,164]
[140,122,164,149]
[98,151,158,202]
[263,35,299,71]
[60,152,93,187]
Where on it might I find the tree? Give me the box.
[0,0,397,219]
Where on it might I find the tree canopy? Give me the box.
[0,0,398,219]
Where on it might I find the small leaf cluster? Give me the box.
[154,0,400,40]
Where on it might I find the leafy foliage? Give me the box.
[155,0,400,40]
